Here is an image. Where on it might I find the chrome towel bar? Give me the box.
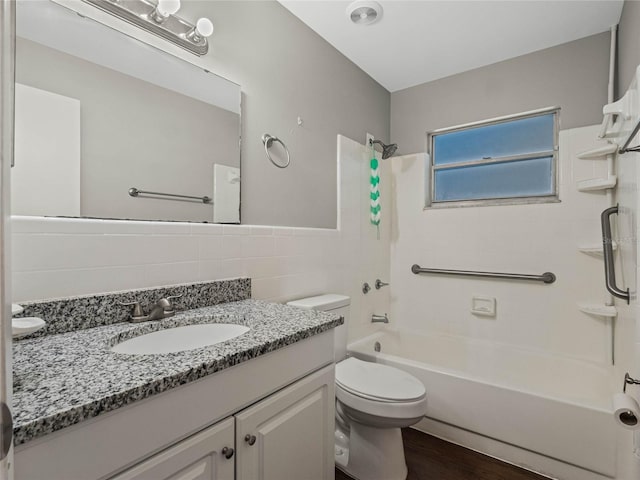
[411,264,556,284]
[128,187,211,204]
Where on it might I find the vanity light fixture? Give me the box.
[150,0,181,23]
[81,0,214,56]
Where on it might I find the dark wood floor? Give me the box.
[335,428,550,480]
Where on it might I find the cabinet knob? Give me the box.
[244,434,256,446]
[221,447,234,459]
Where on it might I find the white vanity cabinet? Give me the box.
[110,418,235,480]
[235,364,334,480]
[15,331,336,480]
[111,365,334,480]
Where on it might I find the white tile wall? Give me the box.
[389,125,616,364]
[11,135,390,342]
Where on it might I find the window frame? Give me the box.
[425,106,560,209]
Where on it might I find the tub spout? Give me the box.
[371,313,389,324]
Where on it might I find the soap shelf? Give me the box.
[577,144,618,160]
[578,303,618,318]
[12,317,46,338]
[576,176,617,192]
[578,242,617,258]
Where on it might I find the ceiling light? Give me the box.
[346,1,382,26]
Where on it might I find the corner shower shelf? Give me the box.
[576,176,617,192]
[578,304,618,318]
[577,144,618,159]
[578,242,617,258]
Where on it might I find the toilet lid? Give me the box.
[335,357,426,402]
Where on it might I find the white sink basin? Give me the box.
[111,324,250,355]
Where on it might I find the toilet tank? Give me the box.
[286,294,350,363]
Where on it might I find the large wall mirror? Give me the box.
[14,1,241,224]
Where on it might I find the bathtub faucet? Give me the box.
[371,313,389,324]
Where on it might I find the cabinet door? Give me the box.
[110,417,235,480]
[235,364,335,480]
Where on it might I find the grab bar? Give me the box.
[619,118,640,154]
[128,187,211,204]
[411,265,556,284]
[601,205,629,303]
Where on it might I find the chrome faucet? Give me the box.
[371,313,389,324]
[120,294,182,323]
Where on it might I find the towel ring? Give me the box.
[262,134,290,168]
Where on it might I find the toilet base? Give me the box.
[335,422,408,480]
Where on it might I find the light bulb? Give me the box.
[187,18,214,43]
[157,0,180,16]
[196,18,214,38]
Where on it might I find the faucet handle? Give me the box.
[119,301,147,321]
[160,294,183,314]
[375,279,389,289]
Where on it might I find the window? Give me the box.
[426,108,559,207]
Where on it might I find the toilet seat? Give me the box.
[336,357,426,402]
[336,383,427,423]
[335,358,427,422]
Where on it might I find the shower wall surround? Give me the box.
[12,135,390,343]
[389,125,613,364]
[612,124,640,480]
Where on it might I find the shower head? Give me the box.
[370,139,398,159]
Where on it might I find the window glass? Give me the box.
[434,156,554,202]
[428,109,558,206]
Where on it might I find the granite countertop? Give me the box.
[13,299,342,446]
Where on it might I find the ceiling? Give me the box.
[279,1,624,92]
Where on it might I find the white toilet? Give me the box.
[287,294,427,480]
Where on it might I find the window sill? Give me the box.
[424,195,560,210]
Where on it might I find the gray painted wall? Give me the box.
[390,32,610,155]
[617,0,640,97]
[185,1,390,228]
[16,38,240,223]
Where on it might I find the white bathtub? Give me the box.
[348,330,617,478]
